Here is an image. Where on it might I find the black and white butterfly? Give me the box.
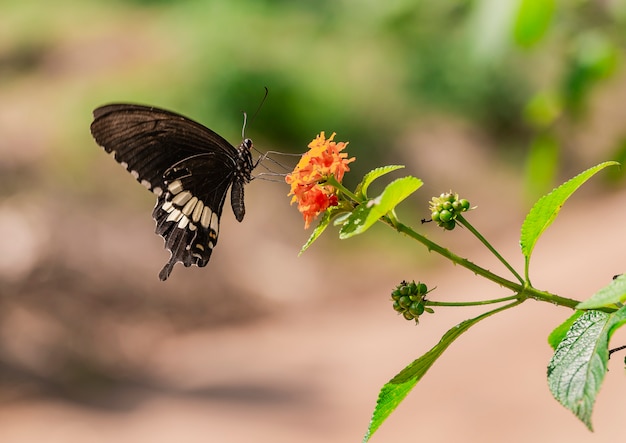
[90,104,256,281]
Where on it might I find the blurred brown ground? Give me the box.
[1,8,626,443]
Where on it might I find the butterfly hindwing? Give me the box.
[90,104,254,280]
[153,153,235,280]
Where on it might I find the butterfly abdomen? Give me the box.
[230,139,254,222]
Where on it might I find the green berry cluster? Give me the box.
[429,192,470,230]
[391,280,434,323]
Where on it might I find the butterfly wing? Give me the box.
[90,104,251,280]
[90,104,239,195]
[153,152,238,280]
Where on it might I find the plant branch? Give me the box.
[383,216,582,309]
[427,294,520,307]
[456,214,524,284]
[388,217,522,292]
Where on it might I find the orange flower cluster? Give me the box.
[286,132,355,228]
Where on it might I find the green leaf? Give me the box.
[338,203,371,239]
[577,274,626,310]
[513,0,555,48]
[340,176,422,239]
[298,207,346,255]
[520,161,619,278]
[332,212,350,226]
[364,311,493,442]
[547,307,626,430]
[355,165,405,199]
[548,311,584,350]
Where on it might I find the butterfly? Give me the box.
[90,104,255,281]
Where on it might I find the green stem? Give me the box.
[326,175,361,203]
[524,256,532,287]
[523,286,581,309]
[456,214,524,284]
[427,294,520,307]
[477,299,524,318]
[389,217,521,292]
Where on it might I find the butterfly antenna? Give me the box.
[241,86,269,138]
[243,87,302,176]
[250,86,269,125]
[241,112,248,140]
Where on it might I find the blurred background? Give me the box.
[1,0,626,441]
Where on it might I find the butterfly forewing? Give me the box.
[90,104,254,280]
[91,104,241,194]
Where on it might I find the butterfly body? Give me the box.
[90,104,254,280]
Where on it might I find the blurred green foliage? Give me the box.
[3,0,626,194]
[513,0,556,47]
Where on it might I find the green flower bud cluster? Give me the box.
[429,192,470,230]
[391,280,434,323]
